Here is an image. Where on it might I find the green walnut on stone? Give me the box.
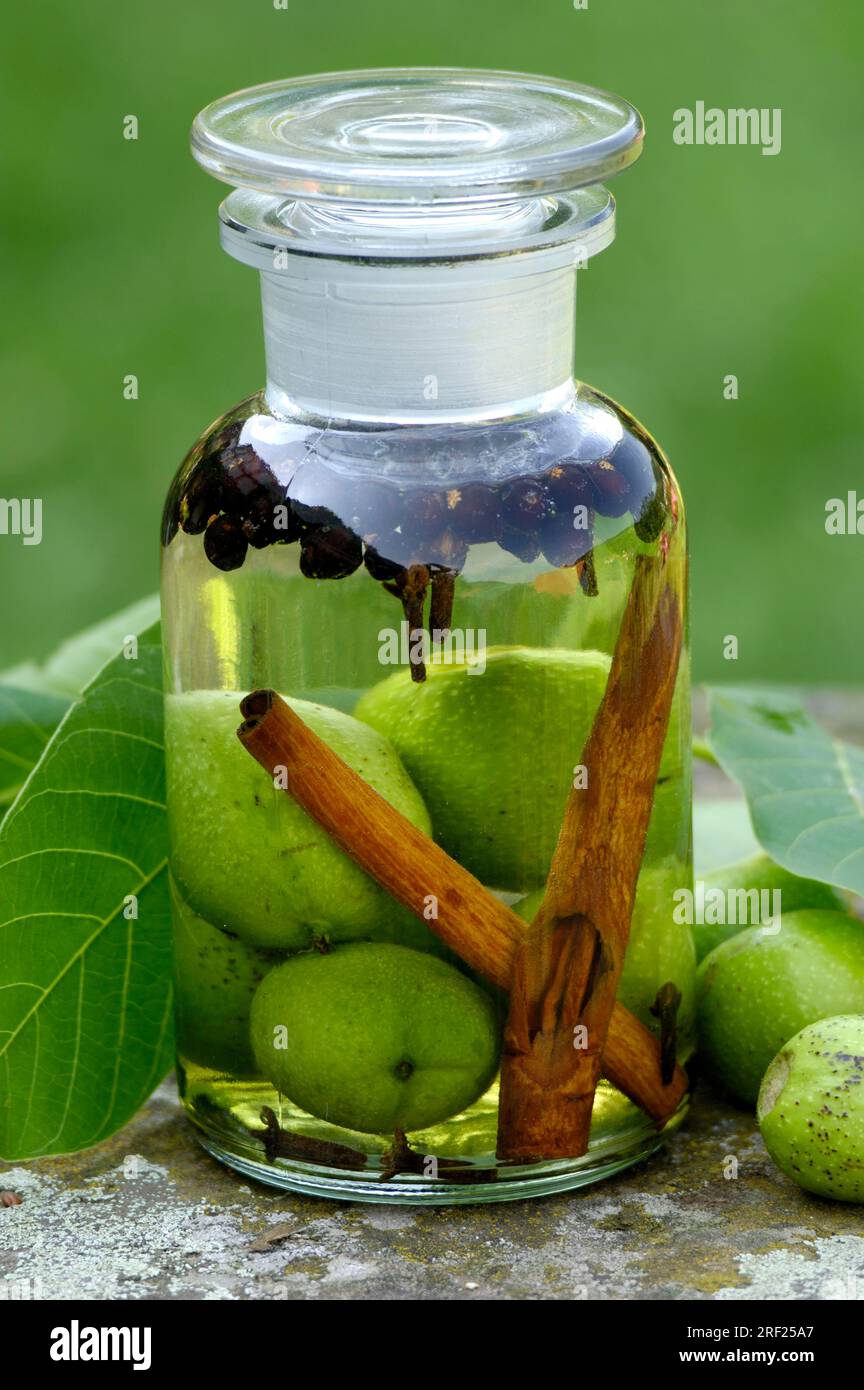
[696,910,864,1106]
[758,1015,864,1204]
[165,689,439,952]
[694,852,844,962]
[249,942,501,1135]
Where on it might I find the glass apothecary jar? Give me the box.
[161,69,694,1203]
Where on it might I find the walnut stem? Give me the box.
[398,563,430,683]
[428,568,456,639]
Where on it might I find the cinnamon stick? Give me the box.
[236,689,687,1126]
[497,554,683,1159]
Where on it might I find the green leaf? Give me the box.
[0,685,71,810]
[707,686,864,895]
[0,620,173,1160]
[0,598,161,818]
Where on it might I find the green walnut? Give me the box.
[758,1015,864,1204]
[356,646,611,890]
[249,942,501,1134]
[171,886,282,1076]
[696,910,864,1106]
[515,863,697,1055]
[694,853,844,962]
[165,690,438,952]
[356,646,686,891]
[356,647,610,890]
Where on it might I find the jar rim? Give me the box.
[218,184,616,265]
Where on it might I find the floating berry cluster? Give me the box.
[162,418,667,584]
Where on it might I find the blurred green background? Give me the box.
[1,0,860,681]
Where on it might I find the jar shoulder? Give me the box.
[161,381,682,563]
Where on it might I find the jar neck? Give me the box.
[259,247,578,424]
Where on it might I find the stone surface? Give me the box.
[2,693,863,1301]
[2,1079,862,1301]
